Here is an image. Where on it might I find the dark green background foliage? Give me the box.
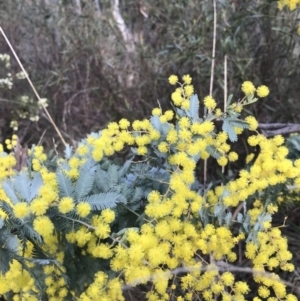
[0,0,299,149]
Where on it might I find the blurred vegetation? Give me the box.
[0,0,299,150]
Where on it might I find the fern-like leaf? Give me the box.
[2,180,19,204]
[5,234,20,252]
[75,162,97,199]
[82,192,126,211]
[107,165,119,189]
[150,115,162,131]
[189,94,199,122]
[29,173,43,201]
[15,173,31,202]
[64,144,73,159]
[0,247,11,274]
[131,187,144,203]
[206,145,222,159]
[57,171,76,198]
[95,167,108,191]
[226,118,250,129]
[222,119,238,142]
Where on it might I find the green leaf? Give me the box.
[64,144,73,159]
[57,171,76,198]
[222,119,237,142]
[95,167,108,192]
[226,94,233,107]
[75,162,97,199]
[107,165,119,189]
[131,187,144,203]
[161,123,172,135]
[226,118,250,129]
[150,115,161,131]
[189,94,199,122]
[2,180,19,204]
[22,223,43,243]
[237,213,243,223]
[83,192,126,211]
[0,247,11,274]
[29,173,43,201]
[5,234,19,252]
[206,145,222,159]
[225,212,232,226]
[15,173,31,202]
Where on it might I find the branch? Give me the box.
[122,261,300,296]
[259,123,300,137]
[111,0,135,54]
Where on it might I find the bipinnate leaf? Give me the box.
[57,171,76,198]
[5,234,19,252]
[15,173,31,202]
[83,192,126,211]
[189,94,199,122]
[2,180,19,204]
[206,145,222,159]
[0,247,10,274]
[222,119,238,142]
[64,144,73,159]
[150,115,162,131]
[75,162,97,199]
[107,165,119,189]
[29,173,43,201]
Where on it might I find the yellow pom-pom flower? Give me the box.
[58,197,75,214]
[95,223,110,239]
[203,95,217,110]
[184,85,194,97]
[33,216,54,237]
[256,85,269,98]
[245,116,259,131]
[152,108,162,116]
[228,152,238,162]
[76,203,91,218]
[101,209,115,223]
[168,75,178,85]
[241,81,256,95]
[182,74,192,85]
[119,118,130,129]
[14,202,31,219]
[30,198,49,216]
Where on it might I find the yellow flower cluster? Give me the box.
[0,75,298,301]
[30,145,47,171]
[278,0,300,10]
[0,260,37,299]
[4,134,18,150]
[223,134,299,207]
[241,81,270,98]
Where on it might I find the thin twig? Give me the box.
[209,0,217,97]
[0,27,67,147]
[222,55,227,174]
[232,201,244,221]
[204,0,217,184]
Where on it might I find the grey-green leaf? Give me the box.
[222,119,238,142]
[15,173,31,202]
[83,192,126,211]
[189,94,199,122]
[57,171,76,198]
[75,164,97,199]
[2,180,19,204]
[29,173,43,201]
